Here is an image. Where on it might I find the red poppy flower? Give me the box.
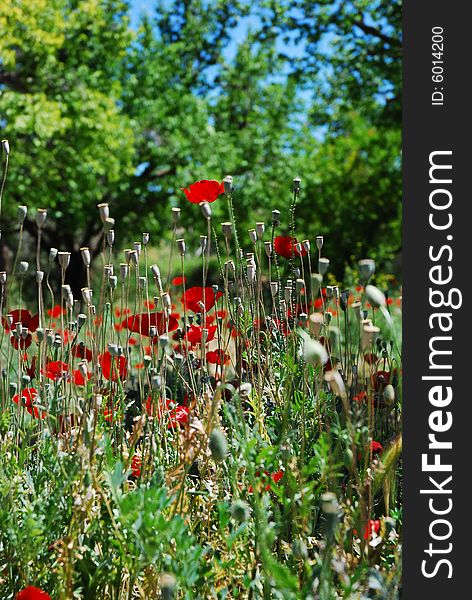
[249,470,284,493]
[185,324,217,346]
[273,236,307,259]
[73,369,90,386]
[146,396,190,428]
[131,454,142,478]
[47,305,65,319]
[43,361,70,382]
[181,286,223,313]
[372,370,390,391]
[371,440,383,455]
[364,519,381,540]
[171,275,187,286]
[352,390,367,404]
[168,404,190,428]
[121,312,178,336]
[12,388,45,419]
[3,309,39,333]
[10,333,32,350]
[72,343,93,361]
[99,351,127,381]
[25,356,37,380]
[181,179,224,204]
[16,587,51,600]
[206,349,230,365]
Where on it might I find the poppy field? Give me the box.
[0,171,402,599]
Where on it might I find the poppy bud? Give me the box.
[318,257,329,275]
[1,139,10,156]
[231,499,250,523]
[58,252,71,270]
[17,205,27,224]
[97,203,109,222]
[223,175,234,195]
[384,384,395,406]
[200,201,212,219]
[209,429,227,463]
[365,284,386,308]
[81,247,91,268]
[36,208,47,228]
[142,232,150,246]
[49,248,58,263]
[176,239,186,256]
[316,236,324,251]
[16,261,29,276]
[271,209,281,225]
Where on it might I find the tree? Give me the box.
[0,0,402,295]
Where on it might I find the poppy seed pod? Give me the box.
[142,232,150,246]
[58,252,71,270]
[21,374,31,387]
[318,257,330,275]
[271,209,281,225]
[351,300,362,321]
[36,327,45,343]
[81,287,92,305]
[138,276,147,290]
[326,286,334,299]
[209,429,227,463]
[292,176,301,192]
[107,230,115,246]
[221,222,232,238]
[80,247,91,268]
[159,573,177,600]
[223,175,234,195]
[109,275,117,290]
[103,217,115,233]
[97,203,109,223]
[16,261,29,276]
[358,259,376,283]
[0,272,6,285]
[231,499,250,524]
[256,222,265,239]
[302,239,310,253]
[200,235,207,251]
[384,384,395,406]
[49,248,58,263]
[362,324,380,349]
[78,361,88,378]
[200,201,212,219]
[247,264,256,283]
[172,207,181,224]
[129,250,138,266]
[36,208,47,228]
[77,313,87,328]
[108,343,119,357]
[176,239,186,256]
[17,205,27,224]
[161,292,172,309]
[264,241,272,257]
[1,139,10,156]
[284,286,292,304]
[308,312,324,337]
[270,281,278,296]
[316,236,324,251]
[134,241,142,256]
[120,263,128,282]
[300,330,328,365]
[296,278,305,294]
[149,325,157,338]
[248,229,257,244]
[324,369,346,399]
[36,270,44,284]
